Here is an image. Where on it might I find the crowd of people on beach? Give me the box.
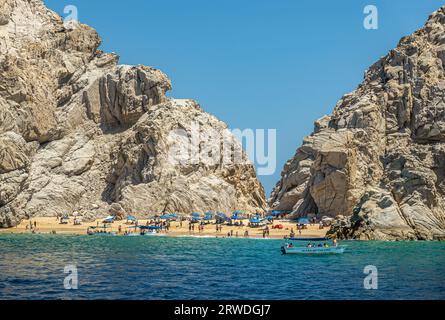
[16,211,329,239]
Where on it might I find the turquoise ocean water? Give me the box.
[0,234,444,300]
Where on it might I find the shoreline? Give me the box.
[0,216,328,240]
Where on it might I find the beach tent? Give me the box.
[103,215,115,223]
[297,218,310,225]
[215,212,230,223]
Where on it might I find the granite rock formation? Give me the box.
[0,0,266,227]
[270,6,445,240]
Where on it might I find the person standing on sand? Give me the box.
[244,230,249,238]
[118,225,122,234]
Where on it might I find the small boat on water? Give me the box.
[124,225,163,236]
[281,237,346,255]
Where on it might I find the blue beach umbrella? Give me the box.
[297,218,310,225]
[126,215,136,221]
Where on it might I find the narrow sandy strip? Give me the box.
[0,217,328,239]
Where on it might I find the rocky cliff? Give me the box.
[0,0,266,227]
[270,6,445,240]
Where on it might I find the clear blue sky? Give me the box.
[45,0,444,195]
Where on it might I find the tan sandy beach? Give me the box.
[0,216,328,239]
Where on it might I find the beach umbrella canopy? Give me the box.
[250,218,262,224]
[168,213,178,218]
[191,212,201,217]
[231,215,244,220]
[232,211,242,215]
[159,215,170,219]
[126,215,136,221]
[297,218,310,225]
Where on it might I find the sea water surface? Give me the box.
[0,234,444,300]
